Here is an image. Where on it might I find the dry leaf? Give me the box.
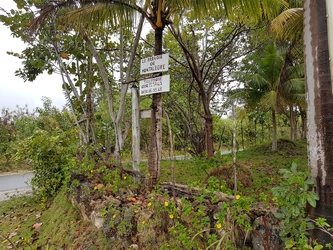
[8,232,17,239]
[94,183,104,190]
[126,197,137,202]
[61,53,69,59]
[32,222,43,229]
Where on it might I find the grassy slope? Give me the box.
[0,190,112,249]
[0,139,308,249]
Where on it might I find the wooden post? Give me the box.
[131,84,140,174]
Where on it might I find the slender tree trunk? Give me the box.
[300,107,307,139]
[254,121,257,145]
[232,103,237,196]
[204,112,214,158]
[271,109,277,151]
[148,27,163,187]
[304,0,333,244]
[290,104,296,140]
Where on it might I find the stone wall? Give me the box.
[69,178,284,250]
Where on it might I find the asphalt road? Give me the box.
[0,172,33,201]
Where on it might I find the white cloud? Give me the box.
[0,1,66,112]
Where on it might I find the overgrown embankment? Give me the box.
[1,139,315,249]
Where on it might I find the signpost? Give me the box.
[140,53,169,74]
[139,75,170,96]
[131,53,170,183]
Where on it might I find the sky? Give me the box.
[0,1,66,112]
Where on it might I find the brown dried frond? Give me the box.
[29,1,76,34]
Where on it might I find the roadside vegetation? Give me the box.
[1,139,303,248]
[1,127,329,249]
[1,0,332,248]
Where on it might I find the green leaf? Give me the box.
[279,168,289,174]
[36,61,45,69]
[307,195,317,208]
[305,179,315,185]
[285,242,294,249]
[306,221,315,229]
[274,212,285,219]
[291,162,297,173]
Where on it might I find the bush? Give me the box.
[17,127,75,201]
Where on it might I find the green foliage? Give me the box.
[18,128,75,201]
[146,181,252,250]
[271,162,323,249]
[14,99,76,201]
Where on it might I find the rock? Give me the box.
[128,244,139,249]
[91,210,104,229]
[252,216,283,250]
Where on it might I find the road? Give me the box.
[0,172,33,201]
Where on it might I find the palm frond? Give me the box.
[30,0,138,35]
[222,0,288,22]
[63,2,137,33]
[259,90,277,110]
[284,78,304,94]
[270,7,303,41]
[248,73,270,89]
[29,1,73,33]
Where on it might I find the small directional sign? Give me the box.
[140,53,169,74]
[139,75,170,96]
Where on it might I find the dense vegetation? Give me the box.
[1,0,332,249]
[1,101,330,249]
[0,136,315,249]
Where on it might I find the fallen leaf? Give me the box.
[8,232,17,239]
[32,222,43,229]
[126,197,137,203]
[94,183,104,190]
[61,53,69,59]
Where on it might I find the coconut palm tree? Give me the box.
[304,0,333,244]
[271,0,333,243]
[30,0,288,186]
[237,43,283,151]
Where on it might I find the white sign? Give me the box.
[139,75,170,96]
[140,53,169,74]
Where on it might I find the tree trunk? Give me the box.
[304,0,333,244]
[204,113,214,158]
[289,104,297,140]
[202,95,214,157]
[148,28,163,187]
[300,107,307,139]
[271,109,277,151]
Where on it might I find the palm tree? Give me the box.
[236,43,283,151]
[304,0,333,244]
[30,0,288,186]
[270,0,305,141]
[271,0,333,243]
